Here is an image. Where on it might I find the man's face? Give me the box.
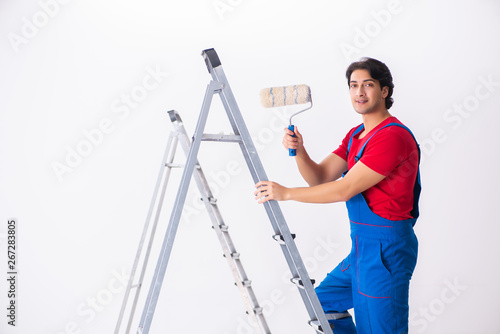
[349,69,388,115]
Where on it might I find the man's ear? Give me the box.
[381,86,389,99]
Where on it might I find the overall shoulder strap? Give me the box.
[346,124,365,155]
[355,122,418,162]
[355,122,422,220]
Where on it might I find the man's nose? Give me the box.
[356,86,365,96]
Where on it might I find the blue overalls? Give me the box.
[315,123,421,333]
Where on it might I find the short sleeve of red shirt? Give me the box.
[333,118,419,220]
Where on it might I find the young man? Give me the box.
[254,58,421,333]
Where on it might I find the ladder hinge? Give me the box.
[214,83,225,93]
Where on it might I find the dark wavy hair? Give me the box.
[346,57,394,109]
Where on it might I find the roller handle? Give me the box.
[288,124,296,156]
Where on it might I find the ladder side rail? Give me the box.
[137,81,220,333]
[115,131,176,334]
[208,62,333,334]
[125,134,180,334]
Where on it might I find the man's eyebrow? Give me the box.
[350,79,376,83]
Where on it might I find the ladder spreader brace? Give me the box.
[131,48,333,334]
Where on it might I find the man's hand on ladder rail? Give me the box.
[254,181,290,204]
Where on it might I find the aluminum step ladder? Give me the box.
[114,110,271,334]
[137,48,333,334]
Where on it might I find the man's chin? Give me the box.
[353,108,371,115]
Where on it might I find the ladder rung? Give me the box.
[272,233,296,245]
[201,134,242,143]
[166,163,201,169]
[131,283,142,289]
[166,163,183,168]
[290,277,315,289]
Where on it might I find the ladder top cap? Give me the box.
[202,48,222,73]
[168,110,182,123]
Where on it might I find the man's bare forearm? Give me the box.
[295,150,325,186]
[295,150,347,186]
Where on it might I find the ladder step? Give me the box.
[212,224,229,232]
[272,233,296,245]
[201,134,242,143]
[246,307,263,315]
[166,163,201,169]
[131,283,142,289]
[224,252,240,260]
[201,197,217,204]
[234,279,252,287]
[290,277,315,289]
[309,320,331,333]
[166,163,183,168]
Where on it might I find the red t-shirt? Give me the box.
[333,117,419,220]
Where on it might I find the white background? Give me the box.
[1,0,499,333]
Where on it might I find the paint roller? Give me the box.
[259,84,312,156]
